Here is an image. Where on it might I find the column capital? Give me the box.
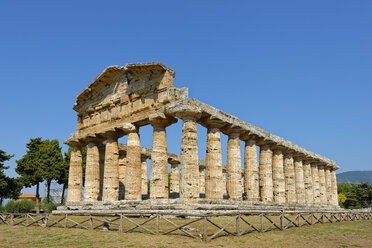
[168,105,202,120]
[82,133,105,145]
[63,136,85,147]
[303,160,311,166]
[149,112,177,127]
[199,116,225,129]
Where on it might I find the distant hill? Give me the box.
[337,171,372,184]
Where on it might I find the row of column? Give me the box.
[67,113,338,207]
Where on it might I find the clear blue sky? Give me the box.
[1,1,371,196]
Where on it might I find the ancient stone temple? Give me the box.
[63,62,339,211]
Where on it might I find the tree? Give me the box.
[16,138,45,214]
[338,183,352,194]
[352,183,372,208]
[0,149,14,169]
[0,150,20,205]
[40,139,64,203]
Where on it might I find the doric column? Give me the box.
[149,113,176,199]
[227,132,243,200]
[311,162,320,205]
[170,162,180,194]
[259,144,273,202]
[118,154,127,200]
[294,156,305,204]
[125,127,142,200]
[98,145,105,201]
[199,168,205,194]
[325,166,332,206]
[84,140,101,202]
[67,145,83,203]
[205,125,224,199]
[222,171,227,196]
[303,160,313,205]
[330,167,339,206]
[272,149,285,204]
[318,164,327,205]
[283,153,296,204]
[179,110,201,202]
[102,133,119,201]
[243,138,259,201]
[141,157,148,195]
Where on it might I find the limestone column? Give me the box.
[330,167,338,206]
[149,115,176,199]
[325,166,332,206]
[311,162,320,205]
[244,138,259,201]
[102,134,119,201]
[118,154,127,200]
[222,171,227,196]
[170,162,180,194]
[272,149,285,204]
[179,112,200,202]
[283,153,296,204]
[227,132,243,200]
[141,158,148,195]
[294,156,305,204]
[98,145,105,201]
[205,125,224,199]
[318,164,327,205]
[199,168,205,194]
[303,160,313,205]
[259,145,273,202]
[84,141,101,202]
[125,128,142,200]
[67,145,83,203]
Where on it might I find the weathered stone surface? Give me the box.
[283,153,296,204]
[170,162,179,194]
[205,127,224,199]
[102,136,119,201]
[67,146,83,203]
[325,166,333,206]
[227,133,243,200]
[311,163,321,205]
[199,169,205,194]
[294,157,305,204]
[330,169,338,206]
[84,142,100,202]
[180,116,199,202]
[141,158,148,195]
[259,145,273,202]
[244,139,259,201]
[318,165,327,205]
[303,160,314,205]
[118,154,127,200]
[125,130,142,200]
[272,150,285,204]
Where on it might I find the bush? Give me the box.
[44,202,59,213]
[0,205,5,213]
[5,199,34,213]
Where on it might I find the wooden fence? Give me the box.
[0,210,371,241]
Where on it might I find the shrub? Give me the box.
[44,202,59,213]
[0,205,5,213]
[5,199,34,213]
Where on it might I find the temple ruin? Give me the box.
[62,62,339,211]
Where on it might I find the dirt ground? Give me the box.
[0,219,371,248]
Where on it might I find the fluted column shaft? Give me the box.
[150,125,169,199]
[125,129,142,200]
[205,127,224,199]
[283,153,296,204]
[141,158,148,195]
[244,139,259,201]
[98,145,105,201]
[180,117,199,201]
[259,145,273,202]
[118,154,127,200]
[222,172,227,196]
[67,146,83,203]
[272,149,285,203]
[227,133,243,200]
[311,162,320,205]
[330,168,338,206]
[303,160,313,205]
[84,142,100,202]
[170,163,180,194]
[318,165,327,205]
[199,169,205,194]
[325,167,332,206]
[102,136,119,201]
[294,157,305,204]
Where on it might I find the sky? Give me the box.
[0,1,371,197]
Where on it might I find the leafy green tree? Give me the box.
[337,183,352,194]
[0,149,14,169]
[41,139,64,203]
[16,138,45,214]
[352,183,372,208]
[0,150,20,205]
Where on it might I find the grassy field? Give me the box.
[0,218,371,248]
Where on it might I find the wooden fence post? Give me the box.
[203,217,207,241]
[236,214,240,236]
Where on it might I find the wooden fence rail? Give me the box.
[0,211,371,241]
